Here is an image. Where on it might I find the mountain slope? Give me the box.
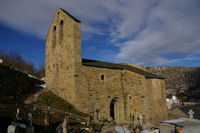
[147,66,200,101]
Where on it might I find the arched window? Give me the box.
[59,20,63,44]
[101,74,104,80]
[100,74,105,81]
[52,26,56,47]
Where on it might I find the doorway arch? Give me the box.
[110,97,122,122]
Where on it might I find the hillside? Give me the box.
[0,64,44,103]
[0,51,36,76]
[0,64,101,132]
[147,66,200,101]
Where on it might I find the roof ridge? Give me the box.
[59,8,81,23]
[82,58,164,79]
[82,58,120,65]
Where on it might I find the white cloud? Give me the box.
[115,0,200,65]
[0,0,200,65]
[0,0,110,38]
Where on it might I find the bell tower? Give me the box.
[45,8,82,103]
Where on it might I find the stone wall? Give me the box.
[74,65,168,125]
[45,8,81,107]
[76,65,124,122]
[146,79,168,123]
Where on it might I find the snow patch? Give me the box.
[163,119,186,123]
[41,77,45,81]
[35,84,46,88]
[80,127,89,130]
[0,59,3,63]
[28,74,38,79]
[81,122,86,125]
[141,129,159,133]
[114,126,131,133]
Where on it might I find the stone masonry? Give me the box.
[45,8,168,126]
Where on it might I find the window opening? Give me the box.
[52,26,56,47]
[59,20,63,44]
[101,75,104,80]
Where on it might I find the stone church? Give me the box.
[45,8,168,125]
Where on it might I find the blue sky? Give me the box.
[0,0,200,69]
[0,23,45,67]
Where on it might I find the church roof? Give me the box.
[82,59,164,79]
[60,8,81,23]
